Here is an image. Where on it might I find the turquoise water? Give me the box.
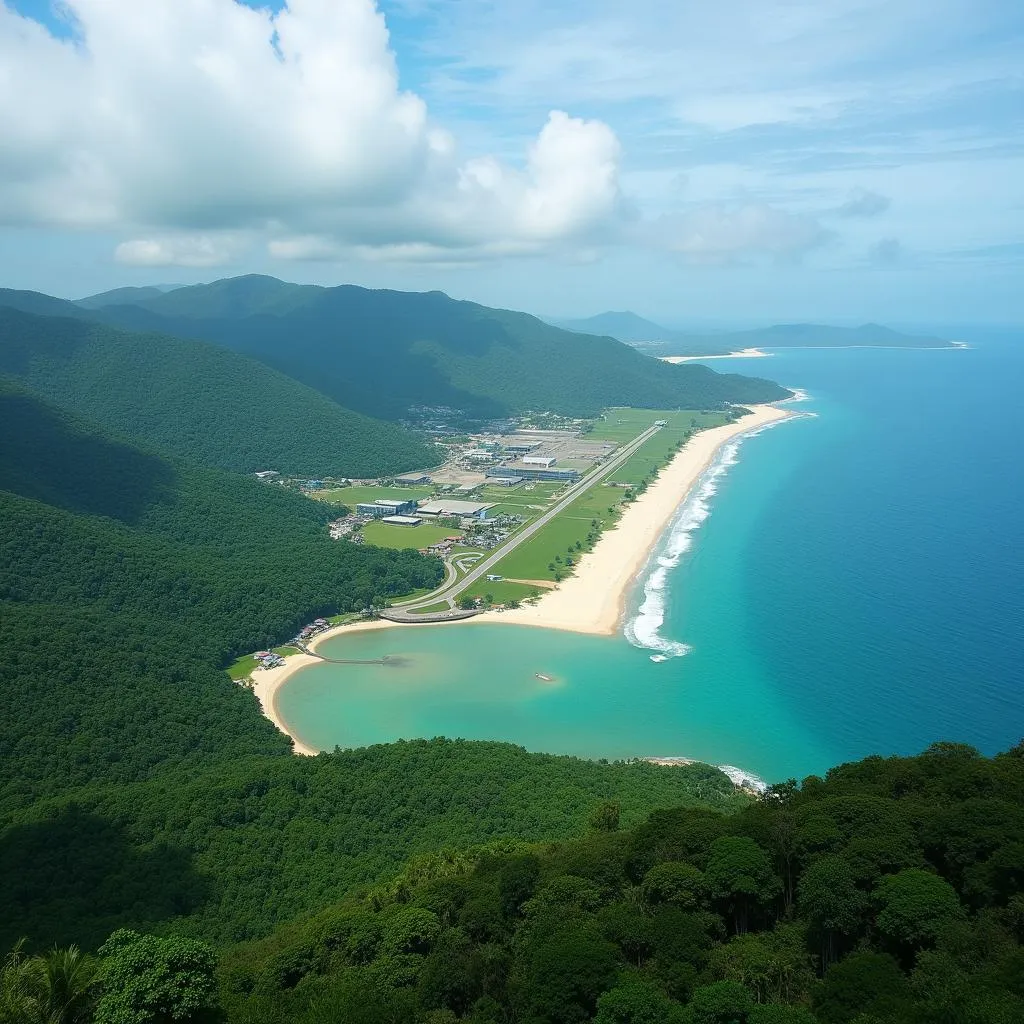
[276,335,1024,782]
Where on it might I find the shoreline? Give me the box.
[252,401,798,753]
[661,348,769,363]
[473,402,794,635]
[662,342,966,363]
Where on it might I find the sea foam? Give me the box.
[625,411,802,661]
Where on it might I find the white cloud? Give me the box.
[0,0,625,262]
[652,202,831,265]
[114,234,241,268]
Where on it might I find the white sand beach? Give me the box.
[249,619,402,755]
[660,348,769,364]
[478,402,794,635]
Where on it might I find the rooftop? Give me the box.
[418,500,496,516]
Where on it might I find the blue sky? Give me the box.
[0,0,1021,325]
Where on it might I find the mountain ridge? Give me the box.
[69,275,791,419]
[556,310,954,353]
[0,300,438,477]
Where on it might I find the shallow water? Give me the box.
[276,333,1024,783]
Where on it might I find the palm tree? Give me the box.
[0,941,97,1024]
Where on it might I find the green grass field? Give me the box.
[605,410,728,486]
[362,521,460,550]
[318,484,435,507]
[586,408,671,442]
[464,580,543,604]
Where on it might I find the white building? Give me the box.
[522,455,556,468]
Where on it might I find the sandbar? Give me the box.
[661,348,769,363]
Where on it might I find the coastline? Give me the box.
[476,402,794,636]
[250,619,403,755]
[661,347,769,363]
[252,401,796,753]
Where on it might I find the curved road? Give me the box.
[399,422,663,612]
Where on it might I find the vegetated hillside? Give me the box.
[0,382,444,804]
[209,742,1024,1024]
[75,284,180,309]
[81,275,791,419]
[0,384,746,951]
[8,744,1024,1024]
[557,310,680,343]
[0,304,438,477]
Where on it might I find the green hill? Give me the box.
[75,284,181,309]
[0,303,438,477]
[0,382,445,804]
[82,275,791,419]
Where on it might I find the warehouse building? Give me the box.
[487,464,580,482]
[356,498,418,518]
[395,473,431,485]
[522,455,557,468]
[380,515,423,526]
[417,499,496,520]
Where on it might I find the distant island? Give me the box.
[556,310,960,355]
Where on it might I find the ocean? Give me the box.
[275,333,1024,784]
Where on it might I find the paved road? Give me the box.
[400,422,663,612]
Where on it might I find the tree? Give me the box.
[506,599,521,610]
[706,925,815,1006]
[686,980,753,1024]
[594,979,686,1024]
[590,801,621,833]
[0,942,97,1024]
[641,862,707,910]
[458,594,477,610]
[705,838,781,934]
[94,930,219,1024]
[508,925,618,1024]
[797,856,867,967]
[873,869,965,953]
[812,951,912,1024]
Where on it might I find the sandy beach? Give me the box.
[660,348,769,364]
[478,402,793,635]
[251,401,795,752]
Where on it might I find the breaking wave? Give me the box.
[624,412,802,660]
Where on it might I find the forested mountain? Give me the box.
[0,383,443,805]
[0,304,437,477]
[75,284,181,309]
[7,743,1024,1024]
[72,275,790,419]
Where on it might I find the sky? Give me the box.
[0,0,1021,325]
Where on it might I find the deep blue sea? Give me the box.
[277,333,1024,783]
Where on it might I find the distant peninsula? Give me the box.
[556,311,959,355]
